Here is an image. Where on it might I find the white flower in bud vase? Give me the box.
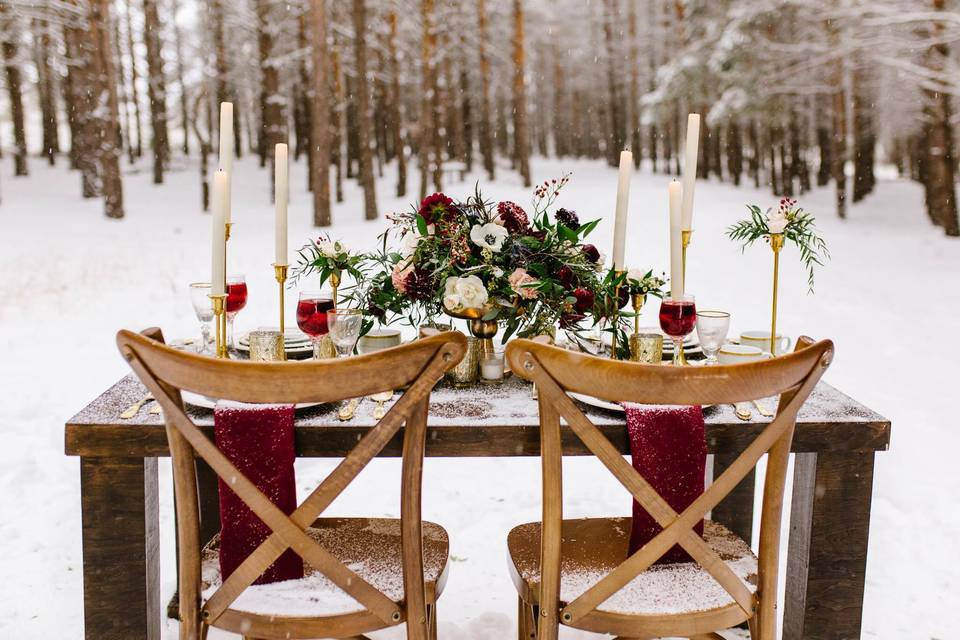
[443,275,489,311]
[470,222,508,253]
[627,268,644,282]
[767,211,788,235]
[314,238,340,258]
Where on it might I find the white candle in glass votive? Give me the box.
[274,143,288,265]
[481,355,505,381]
[211,170,228,296]
[669,180,684,299]
[612,149,632,270]
[218,102,234,223]
[681,113,700,231]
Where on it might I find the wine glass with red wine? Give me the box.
[297,290,335,359]
[659,294,696,366]
[225,274,248,351]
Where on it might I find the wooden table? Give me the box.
[65,375,890,640]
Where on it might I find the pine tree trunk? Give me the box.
[922,0,959,236]
[476,0,494,181]
[34,18,60,165]
[61,28,80,171]
[747,120,760,188]
[511,0,531,186]
[332,41,346,203]
[90,0,125,217]
[295,10,310,164]
[171,0,189,155]
[308,0,332,226]
[727,121,742,186]
[627,1,641,166]
[256,0,284,198]
[832,85,848,219]
[142,0,169,183]
[1,6,28,177]
[351,0,378,219]
[387,1,406,197]
[112,12,136,164]
[460,48,473,172]
[418,0,438,199]
[65,18,100,197]
[125,0,144,158]
[601,0,624,167]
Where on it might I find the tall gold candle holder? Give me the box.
[610,270,626,360]
[209,294,228,358]
[681,229,692,284]
[273,264,288,361]
[769,232,784,356]
[631,292,644,334]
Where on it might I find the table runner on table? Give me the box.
[214,402,303,584]
[624,403,706,564]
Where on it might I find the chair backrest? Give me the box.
[117,329,466,638]
[505,337,833,633]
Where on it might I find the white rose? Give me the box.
[443,275,489,310]
[767,212,788,234]
[315,239,337,258]
[627,268,644,282]
[470,222,508,252]
[400,231,421,258]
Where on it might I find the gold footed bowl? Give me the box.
[444,305,498,358]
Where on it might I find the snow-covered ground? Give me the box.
[0,155,956,639]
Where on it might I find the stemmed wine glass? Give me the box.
[696,310,731,365]
[659,294,697,366]
[327,309,363,357]
[296,290,335,359]
[189,282,213,354]
[225,274,248,351]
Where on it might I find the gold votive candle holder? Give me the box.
[447,335,480,386]
[629,333,664,364]
[248,330,286,362]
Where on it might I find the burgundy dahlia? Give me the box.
[555,208,580,230]
[573,287,594,313]
[557,266,575,288]
[497,201,530,232]
[581,243,601,263]
[403,267,437,301]
[418,193,454,226]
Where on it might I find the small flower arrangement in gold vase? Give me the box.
[727,198,829,355]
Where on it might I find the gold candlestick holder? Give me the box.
[769,233,784,356]
[681,229,692,285]
[209,294,228,358]
[610,270,626,360]
[330,271,341,306]
[631,292,644,334]
[273,263,288,361]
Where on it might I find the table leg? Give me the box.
[784,451,875,640]
[710,452,756,545]
[80,456,160,640]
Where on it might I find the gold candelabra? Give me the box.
[610,270,626,360]
[210,294,228,358]
[274,263,288,361]
[769,233,784,356]
[681,229,692,285]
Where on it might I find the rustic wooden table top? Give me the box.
[65,374,890,457]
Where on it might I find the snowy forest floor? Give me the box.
[0,155,956,639]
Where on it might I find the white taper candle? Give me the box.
[211,170,228,296]
[669,180,684,299]
[681,113,700,230]
[612,149,632,270]
[274,143,289,265]
[218,102,234,223]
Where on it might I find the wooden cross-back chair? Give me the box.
[117,329,467,640]
[504,336,833,640]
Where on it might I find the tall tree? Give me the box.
[255,0,285,192]
[308,0,332,226]
[386,0,406,197]
[352,0,378,219]
[476,0,494,180]
[170,0,190,155]
[124,0,144,159]
[418,0,439,199]
[142,0,169,183]
[511,0,531,187]
[33,17,60,166]
[601,0,625,166]
[1,5,28,176]
[90,0,126,217]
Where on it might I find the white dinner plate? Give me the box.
[568,392,713,413]
[181,390,323,411]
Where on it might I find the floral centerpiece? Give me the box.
[351,176,612,346]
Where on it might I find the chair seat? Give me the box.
[201,517,450,619]
[507,517,757,617]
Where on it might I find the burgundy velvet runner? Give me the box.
[624,403,707,564]
[213,403,304,584]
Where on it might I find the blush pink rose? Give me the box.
[508,268,539,300]
[391,261,413,294]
